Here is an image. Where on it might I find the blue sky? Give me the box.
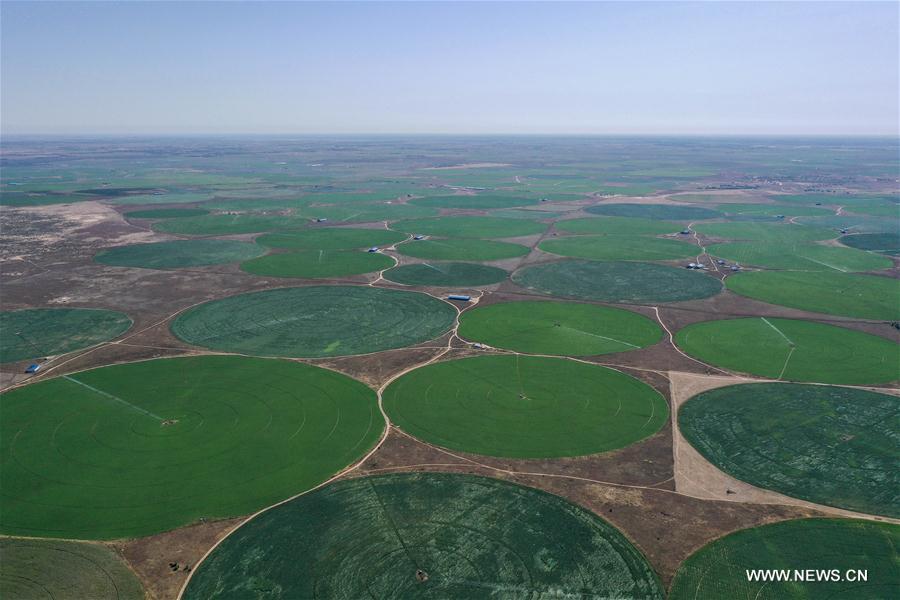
[2,1,897,135]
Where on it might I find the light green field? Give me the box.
[586,203,722,220]
[153,213,310,235]
[1,308,132,363]
[124,208,209,219]
[513,260,723,303]
[0,356,382,539]
[392,216,545,238]
[679,383,899,517]
[200,197,311,212]
[555,216,681,236]
[708,241,892,272]
[184,473,664,600]
[95,239,264,269]
[540,234,697,261]
[109,192,216,205]
[717,203,832,217]
[696,221,834,243]
[240,249,394,278]
[675,317,900,384]
[458,301,662,355]
[726,271,900,320]
[408,194,539,209]
[256,227,406,250]
[0,538,145,599]
[800,214,900,234]
[300,203,438,222]
[396,238,530,261]
[490,208,563,219]
[172,285,456,357]
[669,519,900,600]
[383,355,667,458]
[383,262,508,286]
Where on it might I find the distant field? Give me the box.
[396,238,530,261]
[513,260,722,303]
[695,221,834,243]
[840,232,900,255]
[0,356,382,538]
[679,383,899,517]
[392,215,545,238]
[1,308,132,363]
[490,208,563,219]
[707,241,893,272]
[675,317,899,384]
[408,194,539,209]
[383,262,507,286]
[669,519,900,600]
[383,355,667,457]
[555,216,681,235]
[586,203,722,220]
[124,207,209,219]
[726,271,900,320]
[717,203,832,217]
[459,300,661,355]
[183,473,664,599]
[240,249,394,278]
[540,233,697,261]
[0,538,145,599]
[300,202,438,222]
[153,213,310,235]
[96,239,264,269]
[256,227,406,250]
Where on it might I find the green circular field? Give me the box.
[171,286,456,358]
[392,216,545,238]
[458,301,662,355]
[183,473,664,600]
[680,383,899,516]
[124,207,209,219]
[586,203,721,220]
[383,355,667,458]
[491,208,562,219]
[695,221,834,243]
[383,262,508,286]
[840,232,900,255]
[257,227,407,250]
[95,239,265,269]
[726,271,900,320]
[153,213,309,235]
[669,519,900,600]
[0,538,145,599]
[675,318,900,384]
[300,202,438,222]
[513,260,723,303]
[555,216,680,236]
[409,194,539,209]
[707,241,892,272]
[240,250,394,278]
[0,355,382,539]
[396,238,530,261]
[540,234,697,261]
[0,308,132,363]
[718,203,832,217]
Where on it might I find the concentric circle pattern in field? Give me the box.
[0,308,132,363]
[458,301,662,355]
[512,260,722,303]
[383,355,667,458]
[171,286,456,357]
[679,383,899,517]
[257,227,407,250]
[0,355,382,539]
[183,473,664,600]
[240,250,394,278]
[383,262,508,287]
[95,239,265,269]
[669,519,900,600]
[0,538,145,599]
[675,317,900,384]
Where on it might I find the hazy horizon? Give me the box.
[2,1,898,136]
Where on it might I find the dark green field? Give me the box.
[0,356,382,538]
[0,538,145,599]
[383,262,508,286]
[679,383,899,517]
[392,216,545,238]
[95,239,265,269]
[396,238,530,261]
[408,194,539,209]
[257,227,407,250]
[840,232,900,255]
[458,301,662,355]
[513,260,723,303]
[240,249,394,278]
[124,208,209,219]
[183,473,664,599]
[1,308,132,363]
[383,355,667,458]
[669,519,900,599]
[171,286,456,357]
[153,213,310,235]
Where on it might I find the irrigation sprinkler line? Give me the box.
[760,317,795,346]
[62,375,165,421]
[777,347,796,381]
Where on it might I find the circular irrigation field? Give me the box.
[669,519,900,600]
[512,260,723,303]
[539,234,697,261]
[675,317,900,384]
[707,241,892,272]
[392,216,545,239]
[383,262,508,287]
[840,232,900,255]
[555,216,680,236]
[183,473,664,600]
[153,213,309,235]
[726,271,900,320]
[408,194,539,209]
[383,355,667,458]
[0,308,132,363]
[240,250,394,279]
[257,227,407,250]
[679,383,899,517]
[0,538,145,600]
[458,301,662,355]
[586,203,722,220]
[396,238,530,261]
[0,355,382,539]
[171,286,456,358]
[95,239,265,269]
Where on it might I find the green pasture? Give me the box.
[555,216,681,236]
[183,473,664,600]
[717,203,832,217]
[300,202,438,222]
[0,356,382,539]
[840,232,900,255]
[201,197,310,212]
[124,208,209,219]
[540,234,697,261]
[96,239,264,269]
[392,216,545,238]
[240,250,394,278]
[383,262,507,286]
[707,241,892,272]
[695,221,834,243]
[383,355,667,458]
[675,317,900,384]
[0,192,90,206]
[0,308,132,363]
[153,213,310,235]
[257,227,406,250]
[109,192,216,205]
[490,208,563,219]
[408,194,539,209]
[679,383,899,517]
[799,214,900,234]
[396,238,530,261]
[586,203,722,220]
